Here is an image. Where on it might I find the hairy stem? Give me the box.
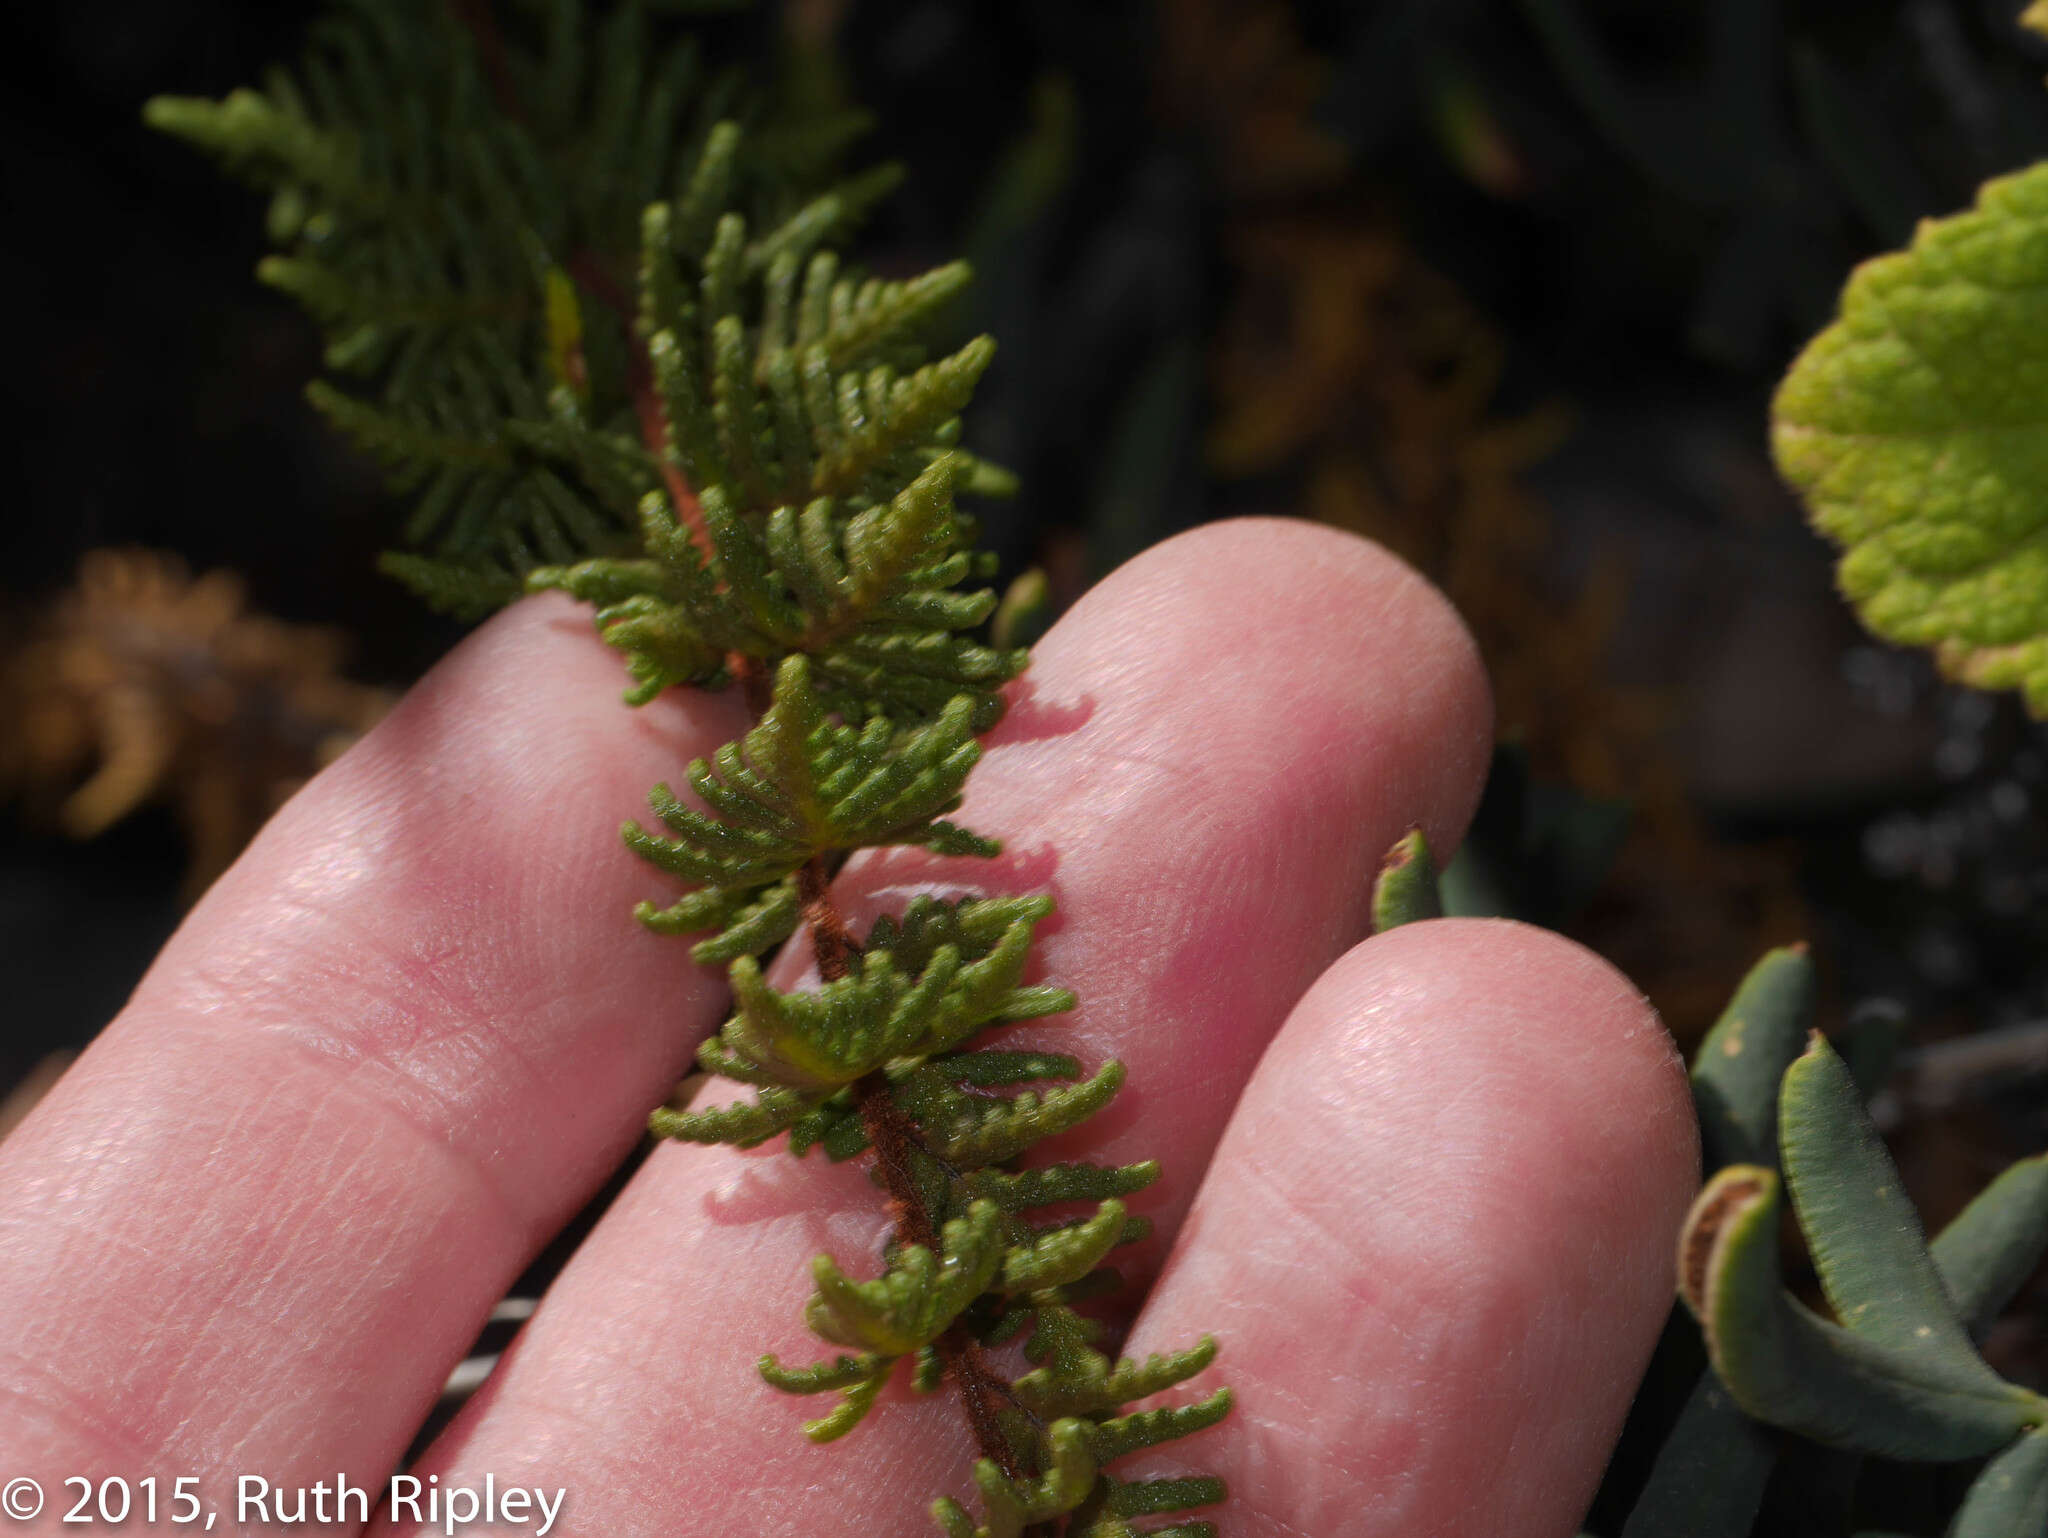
[562,248,712,554]
[797,856,858,983]
[796,850,1024,1472]
[855,1069,1028,1481]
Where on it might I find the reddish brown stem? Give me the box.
[727,650,772,717]
[856,1071,1028,1482]
[796,856,857,983]
[446,2,710,557]
[562,247,713,563]
[447,0,523,122]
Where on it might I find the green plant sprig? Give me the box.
[148,4,1230,1533]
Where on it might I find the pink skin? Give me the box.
[0,519,1696,1538]
[1120,921,1696,1537]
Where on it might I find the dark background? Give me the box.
[8,0,2048,1445]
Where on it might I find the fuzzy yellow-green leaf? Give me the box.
[926,1060,1127,1168]
[1774,159,2048,714]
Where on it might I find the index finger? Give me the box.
[0,595,745,1515]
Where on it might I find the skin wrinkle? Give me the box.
[1229,1138,1403,1330]
[264,1067,528,1283]
[188,1100,479,1445]
[168,851,684,1137]
[184,987,556,1240]
[1213,1214,1460,1506]
[150,920,704,1239]
[987,734,1189,808]
[0,1360,163,1475]
[2,1154,468,1488]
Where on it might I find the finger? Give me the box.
[1118,919,1699,1538]
[389,518,1494,1536]
[0,594,745,1514]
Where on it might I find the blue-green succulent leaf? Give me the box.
[1949,1426,2048,1538]
[1679,1165,2044,1460]
[1690,944,1814,1171]
[1931,1153,2048,1339]
[1780,1036,1979,1359]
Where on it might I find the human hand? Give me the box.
[0,520,1697,1537]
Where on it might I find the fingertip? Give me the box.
[1265,918,1699,1289]
[1127,917,1698,1538]
[1030,516,1494,863]
[1319,917,1700,1240]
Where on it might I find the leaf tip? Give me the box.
[1678,1165,1775,1320]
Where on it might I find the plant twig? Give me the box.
[448,0,712,557]
[855,1067,1028,1481]
[797,856,859,983]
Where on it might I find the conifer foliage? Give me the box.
[151,3,1231,1532]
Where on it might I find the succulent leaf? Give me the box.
[1691,944,1815,1171]
[1931,1153,2048,1339]
[1679,1165,2043,1460]
[1617,1371,1776,1538]
[1949,1427,2048,1538]
[1370,828,1442,933]
[1779,1037,1979,1360]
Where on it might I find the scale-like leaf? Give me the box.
[925,1061,1127,1168]
[624,654,994,893]
[932,1418,1098,1538]
[650,1085,809,1148]
[1000,1200,1127,1294]
[1068,1474,1226,1538]
[1086,1388,1236,1464]
[960,1159,1160,1214]
[806,1200,1004,1356]
[1013,1337,1219,1421]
